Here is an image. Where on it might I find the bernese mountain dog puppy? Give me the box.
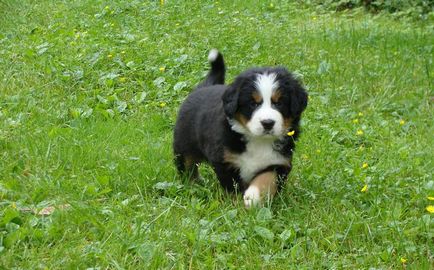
[174,49,308,207]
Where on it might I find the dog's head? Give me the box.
[222,67,307,138]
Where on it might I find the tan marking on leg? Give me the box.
[244,171,277,207]
[183,155,195,167]
[184,155,200,179]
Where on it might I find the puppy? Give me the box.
[173,49,307,207]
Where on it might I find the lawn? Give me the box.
[0,0,433,269]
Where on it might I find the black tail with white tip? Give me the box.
[197,49,226,88]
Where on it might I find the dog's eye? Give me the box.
[250,101,260,108]
[272,100,282,107]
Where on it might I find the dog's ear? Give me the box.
[290,82,308,117]
[222,85,239,118]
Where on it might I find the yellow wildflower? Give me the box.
[107,54,113,59]
[353,119,359,124]
[110,23,115,27]
[159,67,166,72]
[316,149,321,154]
[358,112,363,117]
[121,50,126,54]
[313,16,317,21]
[104,6,109,10]
[287,130,295,136]
[399,119,405,125]
[118,77,127,83]
[362,162,368,169]
[270,3,274,8]
[428,196,434,201]
[361,184,368,192]
[400,257,407,264]
[426,205,434,214]
[159,102,167,108]
[356,130,364,136]
[160,0,164,5]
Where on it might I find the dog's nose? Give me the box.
[260,119,275,130]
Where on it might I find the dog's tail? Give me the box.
[197,49,225,88]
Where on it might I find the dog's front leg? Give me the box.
[243,171,278,208]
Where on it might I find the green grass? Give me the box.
[1,0,433,268]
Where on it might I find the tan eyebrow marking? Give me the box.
[252,91,263,103]
[271,90,282,103]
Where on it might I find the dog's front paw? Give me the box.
[243,186,261,208]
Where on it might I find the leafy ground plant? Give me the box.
[0,0,433,269]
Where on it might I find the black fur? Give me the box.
[173,50,307,193]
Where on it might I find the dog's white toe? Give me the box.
[243,186,261,208]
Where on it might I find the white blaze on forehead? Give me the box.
[245,72,284,136]
[254,73,278,103]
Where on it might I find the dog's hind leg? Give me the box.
[175,154,200,180]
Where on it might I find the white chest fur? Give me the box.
[228,138,289,183]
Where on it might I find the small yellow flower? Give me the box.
[159,67,166,72]
[313,16,317,21]
[428,196,434,201]
[269,3,274,8]
[399,119,405,125]
[400,257,407,264]
[160,0,165,5]
[107,54,113,59]
[316,149,321,154]
[12,202,16,209]
[121,50,126,54]
[426,205,434,214]
[110,23,115,27]
[358,112,363,117]
[356,130,364,136]
[287,130,295,136]
[104,5,109,10]
[301,154,309,160]
[361,184,368,192]
[118,77,127,83]
[159,102,167,108]
[110,11,114,15]
[353,119,359,124]
[362,162,368,169]
[175,23,180,26]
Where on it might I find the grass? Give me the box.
[0,0,433,268]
